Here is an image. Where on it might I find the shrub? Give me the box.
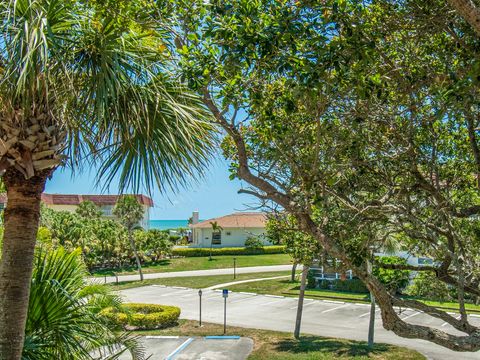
[331,279,369,293]
[244,236,264,249]
[171,245,285,257]
[406,272,452,301]
[307,269,317,289]
[102,303,181,330]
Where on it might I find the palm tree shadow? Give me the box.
[274,336,390,357]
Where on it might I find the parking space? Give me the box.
[118,336,187,359]
[176,337,253,360]
[120,285,480,360]
[118,336,253,360]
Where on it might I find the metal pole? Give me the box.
[223,297,227,334]
[198,289,203,327]
[368,293,375,347]
[233,257,236,279]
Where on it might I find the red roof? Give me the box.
[0,193,153,206]
[191,212,266,229]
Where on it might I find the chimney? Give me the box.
[191,211,199,225]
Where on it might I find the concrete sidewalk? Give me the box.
[88,264,293,284]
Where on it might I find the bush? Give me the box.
[244,236,264,249]
[331,279,369,293]
[171,245,285,257]
[102,303,180,330]
[307,269,317,289]
[406,272,452,301]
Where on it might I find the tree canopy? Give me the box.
[168,0,480,351]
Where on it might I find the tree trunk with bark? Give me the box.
[0,169,49,360]
[291,262,297,281]
[294,265,309,339]
[447,0,480,35]
[128,230,144,281]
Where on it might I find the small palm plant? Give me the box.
[0,1,214,356]
[209,221,223,261]
[24,247,144,360]
[113,196,145,281]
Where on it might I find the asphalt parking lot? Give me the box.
[120,285,480,360]
[118,335,253,360]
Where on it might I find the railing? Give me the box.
[311,269,353,280]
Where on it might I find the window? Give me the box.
[212,231,221,245]
[226,231,231,236]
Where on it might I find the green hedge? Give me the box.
[101,303,180,330]
[171,245,285,257]
[317,279,369,293]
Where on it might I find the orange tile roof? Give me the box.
[191,212,267,229]
[0,193,153,206]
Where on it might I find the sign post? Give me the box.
[233,257,237,279]
[198,289,203,327]
[222,289,228,334]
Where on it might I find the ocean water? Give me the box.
[149,219,189,230]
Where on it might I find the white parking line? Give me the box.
[289,300,315,310]
[258,299,285,307]
[401,311,420,321]
[165,337,194,360]
[442,315,461,327]
[321,304,350,314]
[146,335,179,339]
[359,309,379,318]
[229,295,258,304]
[323,300,345,304]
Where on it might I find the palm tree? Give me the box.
[24,246,144,359]
[113,196,145,281]
[209,221,223,261]
[0,1,214,358]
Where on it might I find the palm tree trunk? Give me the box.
[294,265,309,339]
[128,230,143,281]
[0,169,49,360]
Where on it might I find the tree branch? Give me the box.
[447,0,480,35]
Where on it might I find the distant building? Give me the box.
[0,193,153,229]
[190,211,270,247]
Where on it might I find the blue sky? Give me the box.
[45,155,259,220]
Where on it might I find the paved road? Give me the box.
[89,265,293,284]
[120,285,480,360]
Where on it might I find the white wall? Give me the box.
[192,227,270,247]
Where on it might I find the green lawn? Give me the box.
[92,253,291,276]
[111,271,293,291]
[138,319,425,359]
[227,277,480,313]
